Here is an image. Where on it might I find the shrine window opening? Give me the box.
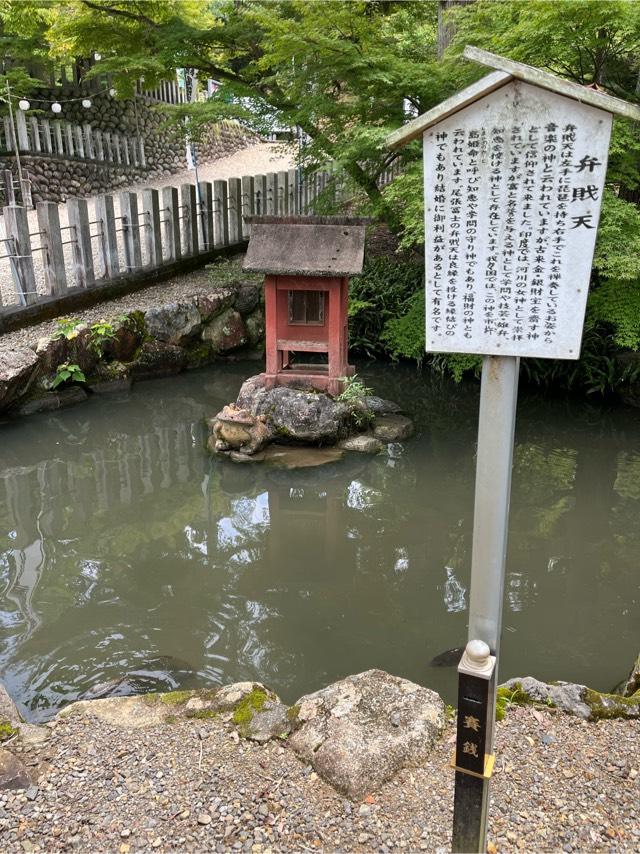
[288,290,326,325]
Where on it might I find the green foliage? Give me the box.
[381,289,425,365]
[0,720,17,742]
[337,374,373,404]
[53,317,82,340]
[89,319,117,354]
[349,257,424,358]
[1,0,444,227]
[337,375,374,428]
[50,362,86,389]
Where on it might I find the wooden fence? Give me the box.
[0,165,352,313]
[1,110,145,167]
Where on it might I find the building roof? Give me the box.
[242,216,367,277]
[386,45,640,150]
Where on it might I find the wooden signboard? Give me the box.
[387,47,640,854]
[423,82,611,359]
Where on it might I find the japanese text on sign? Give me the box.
[423,81,612,359]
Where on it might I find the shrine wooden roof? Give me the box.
[386,45,640,150]
[242,216,367,277]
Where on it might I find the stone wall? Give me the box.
[2,88,257,203]
[0,280,265,418]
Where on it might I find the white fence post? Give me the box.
[3,204,37,304]
[142,188,162,266]
[213,179,229,248]
[254,174,266,215]
[120,191,142,272]
[198,181,213,251]
[67,197,94,287]
[227,177,243,245]
[265,172,276,215]
[36,200,67,295]
[180,183,198,256]
[277,170,289,215]
[162,185,181,261]
[95,194,119,279]
[15,110,29,150]
[241,175,254,239]
[29,117,41,152]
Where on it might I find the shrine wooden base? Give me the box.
[260,362,355,397]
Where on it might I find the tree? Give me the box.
[382,0,640,383]
[1,0,446,229]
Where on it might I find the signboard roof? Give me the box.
[386,46,640,150]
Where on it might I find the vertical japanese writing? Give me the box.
[426,96,607,358]
[431,131,448,335]
[483,127,504,335]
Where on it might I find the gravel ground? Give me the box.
[0,703,637,853]
[0,142,294,307]
[0,255,248,352]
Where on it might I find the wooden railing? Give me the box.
[0,166,346,314]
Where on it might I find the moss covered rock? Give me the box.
[499,676,640,721]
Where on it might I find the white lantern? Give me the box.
[81,98,92,109]
[51,102,62,114]
[18,99,30,111]
[94,52,101,60]
[109,88,117,97]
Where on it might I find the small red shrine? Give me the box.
[243,216,366,396]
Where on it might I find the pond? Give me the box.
[1,362,638,721]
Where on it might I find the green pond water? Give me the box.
[0,362,638,721]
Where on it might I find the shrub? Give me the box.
[348,256,424,358]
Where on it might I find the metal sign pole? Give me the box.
[452,354,519,853]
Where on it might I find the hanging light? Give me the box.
[18,99,30,111]
[51,102,62,114]
[81,98,92,109]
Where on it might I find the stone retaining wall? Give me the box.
[2,87,257,203]
[0,281,265,418]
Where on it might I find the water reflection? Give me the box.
[0,363,639,721]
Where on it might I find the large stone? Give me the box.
[65,323,98,375]
[14,386,88,416]
[60,682,289,742]
[34,335,68,374]
[104,316,143,361]
[0,748,31,790]
[145,302,201,346]
[0,684,22,724]
[288,669,445,799]
[373,414,414,442]
[130,341,187,381]
[195,289,235,322]
[236,377,353,443]
[338,434,383,453]
[201,308,247,352]
[244,308,265,347]
[234,283,261,316]
[365,396,402,416]
[614,651,640,698]
[500,676,640,721]
[262,445,345,468]
[0,348,40,412]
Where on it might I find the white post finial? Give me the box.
[458,639,495,679]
